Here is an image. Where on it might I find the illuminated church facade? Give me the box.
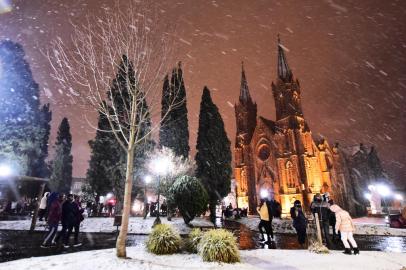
[234,38,357,216]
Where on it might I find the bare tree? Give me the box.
[47,1,179,258]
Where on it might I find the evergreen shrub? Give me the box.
[198,229,240,263]
[146,224,181,255]
[169,175,208,224]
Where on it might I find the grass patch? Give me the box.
[146,224,181,255]
[198,229,240,263]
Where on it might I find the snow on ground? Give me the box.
[0,245,404,270]
[233,216,406,236]
[0,217,213,234]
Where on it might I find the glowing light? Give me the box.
[364,193,371,200]
[149,156,173,176]
[0,0,12,14]
[132,200,143,212]
[106,192,113,199]
[260,189,269,199]
[394,194,403,201]
[368,185,375,191]
[376,184,391,197]
[144,175,152,184]
[0,164,12,177]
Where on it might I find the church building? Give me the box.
[234,37,353,216]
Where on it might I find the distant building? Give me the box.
[71,177,85,195]
[234,37,388,217]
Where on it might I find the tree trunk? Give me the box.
[116,146,135,258]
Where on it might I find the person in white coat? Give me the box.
[38,192,50,221]
[330,204,359,255]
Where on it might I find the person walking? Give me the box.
[257,198,273,244]
[290,200,307,247]
[38,192,50,221]
[60,194,79,248]
[310,193,333,248]
[73,195,84,247]
[329,204,359,255]
[41,192,62,248]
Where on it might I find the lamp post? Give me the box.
[143,175,152,219]
[149,156,172,227]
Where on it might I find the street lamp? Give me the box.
[0,164,12,177]
[149,156,173,226]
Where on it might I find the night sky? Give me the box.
[0,0,405,188]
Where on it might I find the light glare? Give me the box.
[376,184,391,197]
[0,164,12,177]
[394,194,403,201]
[260,189,269,199]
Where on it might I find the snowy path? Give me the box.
[232,216,406,236]
[0,217,213,234]
[0,246,404,270]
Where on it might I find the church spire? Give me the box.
[277,35,292,82]
[240,61,252,102]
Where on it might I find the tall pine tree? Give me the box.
[160,62,189,158]
[85,108,115,202]
[50,117,73,194]
[34,104,52,178]
[0,40,47,177]
[195,87,232,222]
[106,55,155,212]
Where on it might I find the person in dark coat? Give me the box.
[59,194,79,248]
[310,193,333,248]
[268,199,282,219]
[290,200,307,247]
[73,195,84,247]
[41,192,62,247]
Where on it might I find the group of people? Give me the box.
[143,200,168,219]
[1,198,36,216]
[222,203,248,219]
[288,193,359,255]
[39,192,84,248]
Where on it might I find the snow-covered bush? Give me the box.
[185,228,203,253]
[146,224,181,255]
[198,229,240,263]
[169,175,208,224]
